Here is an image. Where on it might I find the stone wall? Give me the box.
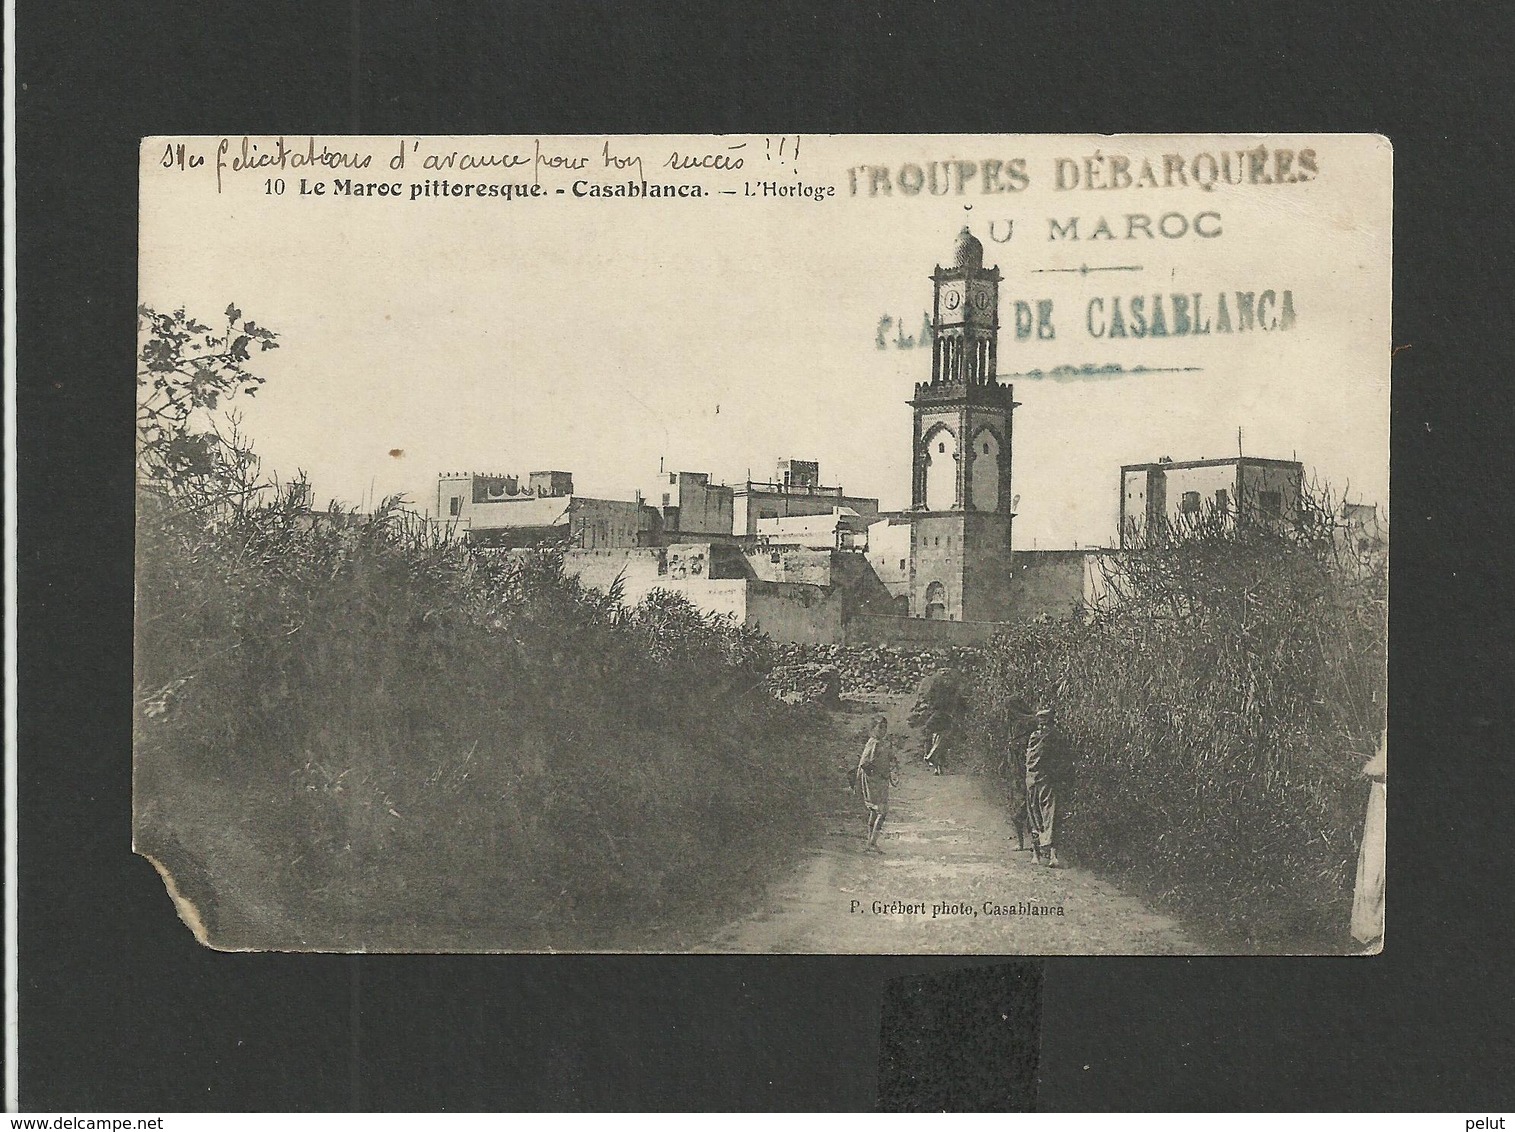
[560,547,665,593]
[844,613,1007,647]
[766,642,983,698]
[1004,550,1090,623]
[745,582,846,645]
[1004,550,1116,621]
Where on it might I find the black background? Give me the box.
[17,0,1515,1111]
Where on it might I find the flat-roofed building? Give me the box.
[635,468,735,542]
[435,470,642,549]
[1119,455,1305,548]
[732,459,879,536]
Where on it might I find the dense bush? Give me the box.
[958,499,1387,951]
[134,488,824,949]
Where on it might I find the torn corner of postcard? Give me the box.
[133,133,1390,954]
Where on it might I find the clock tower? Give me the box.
[907,227,1018,621]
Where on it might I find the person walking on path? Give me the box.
[1025,704,1067,868]
[1350,728,1387,953]
[911,667,961,776]
[856,714,899,853]
[1004,697,1039,852]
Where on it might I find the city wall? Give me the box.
[1003,550,1109,623]
[528,546,1110,649]
[746,581,846,645]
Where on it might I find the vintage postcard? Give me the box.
[135,134,1389,953]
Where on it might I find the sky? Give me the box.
[139,133,1392,548]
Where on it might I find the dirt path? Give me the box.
[704,693,1201,955]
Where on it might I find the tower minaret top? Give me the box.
[924,226,1003,391]
[952,225,984,270]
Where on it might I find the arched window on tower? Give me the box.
[925,429,957,510]
[970,428,1000,512]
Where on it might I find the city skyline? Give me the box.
[139,134,1391,548]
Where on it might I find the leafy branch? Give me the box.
[137,303,279,491]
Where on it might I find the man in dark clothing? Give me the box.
[1024,705,1066,867]
[815,664,842,708]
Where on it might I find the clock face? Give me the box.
[972,285,994,313]
[941,284,963,314]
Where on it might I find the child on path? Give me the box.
[857,714,899,853]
